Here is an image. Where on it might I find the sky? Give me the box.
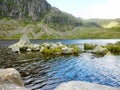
[46,0,120,19]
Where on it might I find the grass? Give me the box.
[94,49,108,57]
[105,42,120,55]
[11,33,23,39]
[84,43,96,50]
[0,18,120,39]
[39,44,80,55]
[43,47,62,55]
[70,45,80,54]
[42,47,54,55]
[66,27,120,39]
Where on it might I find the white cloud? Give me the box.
[78,0,120,19]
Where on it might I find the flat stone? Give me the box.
[55,81,120,90]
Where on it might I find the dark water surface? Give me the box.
[0,39,120,90]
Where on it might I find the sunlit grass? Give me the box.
[84,43,96,50]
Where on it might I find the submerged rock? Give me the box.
[0,68,29,90]
[55,81,119,90]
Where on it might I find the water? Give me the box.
[0,39,120,90]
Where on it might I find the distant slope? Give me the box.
[103,21,120,28]
[43,7,83,31]
[0,0,120,39]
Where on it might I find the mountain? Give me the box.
[0,0,120,39]
[43,7,82,31]
[0,0,51,20]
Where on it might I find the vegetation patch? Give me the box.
[84,43,96,50]
[11,33,23,39]
[105,42,120,55]
[70,45,80,54]
[94,49,108,57]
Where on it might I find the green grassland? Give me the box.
[0,18,120,39]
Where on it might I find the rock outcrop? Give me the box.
[0,0,51,20]
[8,34,31,52]
[8,35,80,54]
[55,81,120,90]
[0,68,29,90]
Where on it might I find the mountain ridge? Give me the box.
[0,0,120,39]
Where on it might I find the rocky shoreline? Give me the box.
[8,35,80,55]
[0,68,119,90]
[3,35,120,90]
[8,35,120,56]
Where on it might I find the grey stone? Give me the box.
[92,46,107,53]
[62,47,74,54]
[55,81,120,90]
[8,35,30,52]
[0,68,29,90]
[31,44,40,51]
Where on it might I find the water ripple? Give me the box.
[0,45,120,90]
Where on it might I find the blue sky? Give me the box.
[46,0,120,19]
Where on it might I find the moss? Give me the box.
[106,44,120,55]
[11,33,23,39]
[51,47,62,53]
[42,47,54,55]
[84,43,96,50]
[41,46,62,55]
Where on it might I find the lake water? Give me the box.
[0,39,120,90]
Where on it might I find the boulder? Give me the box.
[93,46,107,53]
[92,46,108,56]
[26,48,32,52]
[40,47,45,52]
[11,46,20,52]
[55,81,119,90]
[62,47,74,54]
[0,68,29,90]
[28,44,40,51]
[50,43,59,49]
[43,43,50,47]
[8,35,31,52]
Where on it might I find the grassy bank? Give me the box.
[0,19,120,39]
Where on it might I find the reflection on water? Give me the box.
[0,40,120,90]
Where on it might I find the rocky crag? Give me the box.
[0,0,51,20]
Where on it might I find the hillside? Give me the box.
[0,0,120,39]
[0,0,51,20]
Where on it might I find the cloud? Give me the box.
[79,0,120,19]
[47,0,120,19]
